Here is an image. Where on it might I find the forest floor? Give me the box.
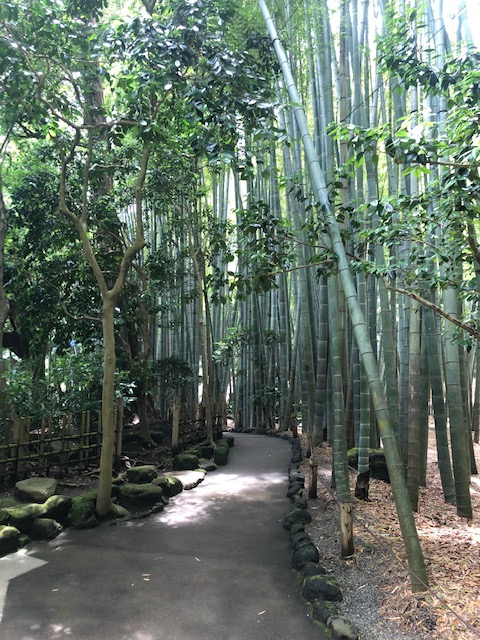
[301,429,480,640]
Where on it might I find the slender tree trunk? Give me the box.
[97,296,117,517]
[0,178,10,422]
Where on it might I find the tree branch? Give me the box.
[385,284,480,340]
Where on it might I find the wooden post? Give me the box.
[15,417,26,480]
[84,410,91,465]
[79,411,86,463]
[309,458,318,499]
[114,399,124,472]
[38,417,46,474]
[171,394,180,454]
[340,502,355,558]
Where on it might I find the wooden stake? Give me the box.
[340,501,355,558]
[309,459,318,499]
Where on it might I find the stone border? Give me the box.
[281,434,359,640]
[0,436,235,557]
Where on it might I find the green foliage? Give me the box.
[155,356,195,393]
[232,200,295,296]
[2,345,135,419]
[213,326,252,365]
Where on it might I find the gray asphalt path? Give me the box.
[0,433,326,640]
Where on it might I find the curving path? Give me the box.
[0,433,326,640]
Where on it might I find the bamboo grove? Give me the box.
[0,0,479,591]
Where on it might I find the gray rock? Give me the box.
[160,470,206,491]
[289,471,305,485]
[328,615,359,639]
[15,478,58,503]
[198,458,217,472]
[126,465,158,484]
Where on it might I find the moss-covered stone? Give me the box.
[287,482,304,499]
[150,431,165,445]
[290,530,310,547]
[67,495,99,530]
[18,534,31,548]
[197,442,215,459]
[0,497,20,509]
[117,483,165,509]
[312,599,340,624]
[0,525,21,556]
[347,447,390,483]
[29,518,63,541]
[292,495,308,510]
[126,465,158,484]
[213,443,229,466]
[283,509,312,530]
[153,476,183,497]
[43,495,73,526]
[303,562,327,578]
[0,509,8,525]
[302,575,343,603]
[291,543,320,569]
[4,504,44,533]
[172,453,200,471]
[289,523,305,537]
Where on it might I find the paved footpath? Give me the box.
[0,433,326,640]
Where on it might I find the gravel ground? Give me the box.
[301,449,427,640]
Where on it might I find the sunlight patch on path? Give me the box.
[0,549,47,622]
[156,470,286,527]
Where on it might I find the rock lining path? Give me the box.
[0,433,327,640]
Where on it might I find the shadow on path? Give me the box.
[0,433,327,640]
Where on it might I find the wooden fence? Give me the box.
[0,410,103,485]
[0,402,223,487]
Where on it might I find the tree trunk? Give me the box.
[96,296,117,518]
[172,394,180,454]
[0,178,10,422]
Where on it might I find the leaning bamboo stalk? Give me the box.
[258,0,428,592]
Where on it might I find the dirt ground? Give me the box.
[302,430,480,640]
